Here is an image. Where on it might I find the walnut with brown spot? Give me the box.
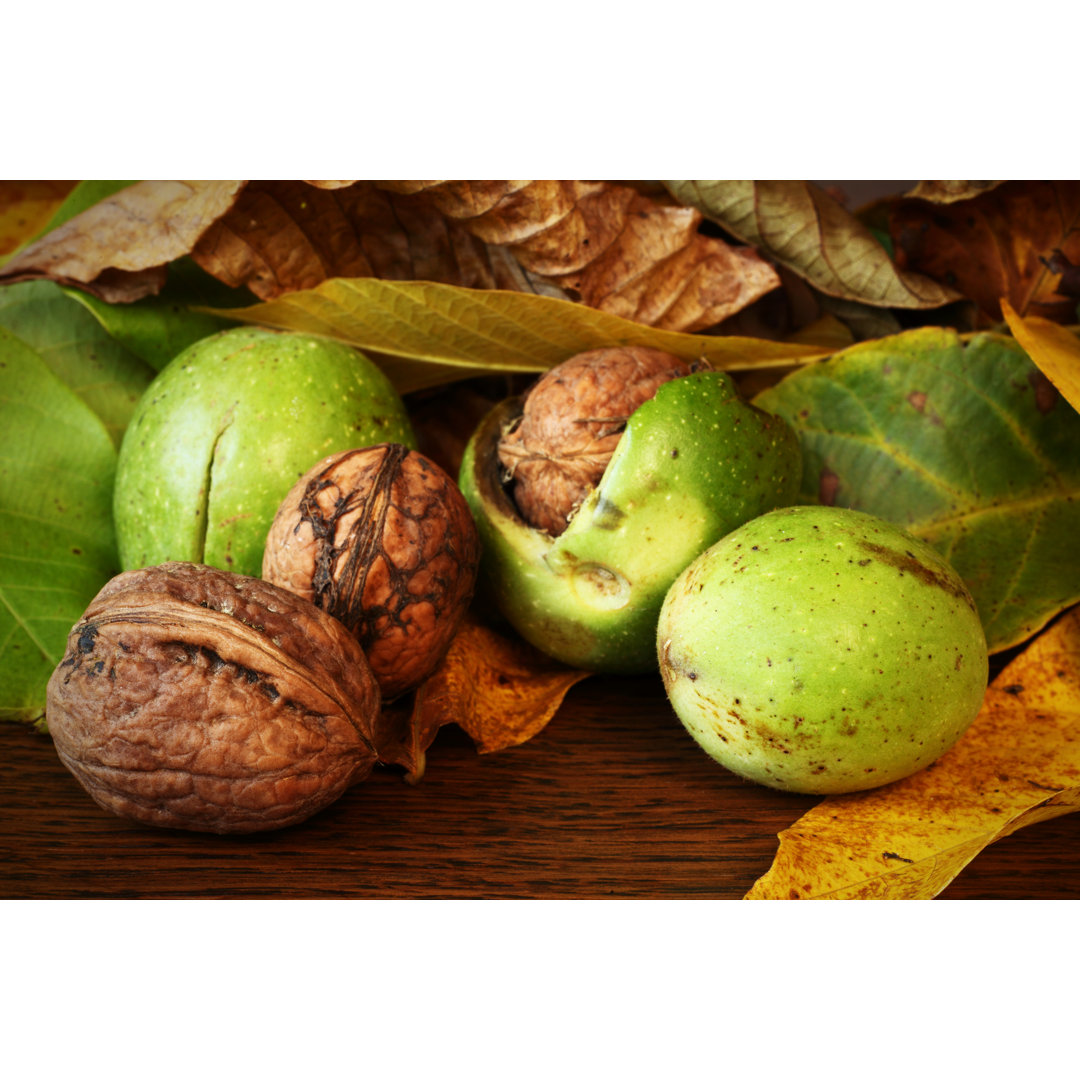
[263,444,480,700]
[496,347,696,535]
[46,562,382,834]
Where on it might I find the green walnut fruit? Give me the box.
[115,327,415,577]
[459,369,803,673]
[657,505,989,794]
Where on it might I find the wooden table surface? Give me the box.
[3,673,1079,901]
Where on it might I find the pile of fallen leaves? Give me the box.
[2,179,1078,898]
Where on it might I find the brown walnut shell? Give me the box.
[496,346,695,535]
[262,444,481,700]
[46,562,381,834]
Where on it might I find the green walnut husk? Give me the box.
[459,370,803,673]
[114,327,415,578]
[657,505,989,794]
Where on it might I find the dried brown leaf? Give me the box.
[2,179,780,332]
[0,181,245,302]
[890,180,1080,322]
[905,181,1005,204]
[746,606,1080,900]
[378,180,781,332]
[190,180,529,299]
[190,181,779,332]
[408,382,508,478]
[372,616,590,781]
[666,180,959,311]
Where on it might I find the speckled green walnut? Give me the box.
[115,328,415,578]
[657,506,989,794]
[459,371,802,672]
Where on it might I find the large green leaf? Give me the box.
[0,281,155,446]
[756,327,1080,652]
[210,278,833,394]
[63,257,245,372]
[0,327,119,726]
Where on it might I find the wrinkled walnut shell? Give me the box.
[497,347,695,535]
[46,562,381,834]
[262,444,480,700]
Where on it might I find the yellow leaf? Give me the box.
[372,616,590,781]
[1000,297,1080,415]
[211,277,833,393]
[745,606,1080,900]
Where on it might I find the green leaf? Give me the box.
[209,278,833,394]
[755,327,1080,652]
[0,327,119,726]
[0,281,155,446]
[63,258,245,372]
[665,180,959,310]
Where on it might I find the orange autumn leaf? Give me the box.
[1000,297,1080,415]
[373,617,591,781]
[890,180,1080,323]
[746,605,1080,900]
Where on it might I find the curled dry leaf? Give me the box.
[0,181,245,302]
[191,180,530,299]
[890,180,1080,323]
[372,616,590,781]
[1,179,781,333]
[746,606,1080,900]
[905,181,1005,204]
[666,180,959,310]
[193,180,780,332]
[375,180,780,332]
[1000,298,1080,415]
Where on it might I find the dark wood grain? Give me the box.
[2,675,1078,899]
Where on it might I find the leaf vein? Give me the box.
[0,583,58,665]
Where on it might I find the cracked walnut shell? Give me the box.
[262,444,480,700]
[46,562,381,834]
[496,347,695,535]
